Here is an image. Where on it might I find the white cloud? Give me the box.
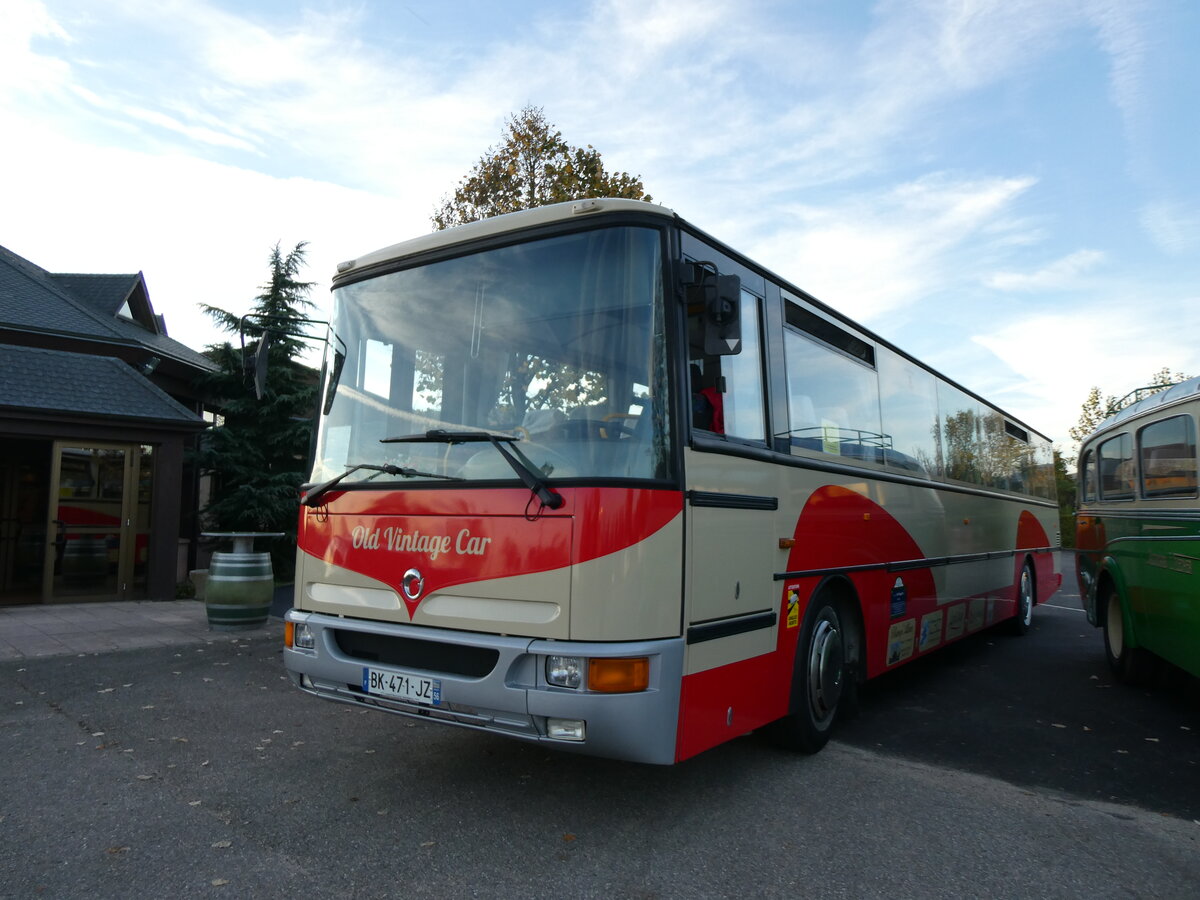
[1140,200,1200,254]
[0,123,416,355]
[972,299,1200,449]
[984,249,1106,291]
[0,0,72,97]
[747,173,1038,320]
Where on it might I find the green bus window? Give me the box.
[1098,433,1134,500]
[1139,415,1198,498]
[1080,449,1097,502]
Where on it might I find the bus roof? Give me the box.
[1089,375,1200,440]
[334,198,677,281]
[331,197,1053,445]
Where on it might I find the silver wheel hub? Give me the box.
[1019,569,1033,625]
[807,616,843,723]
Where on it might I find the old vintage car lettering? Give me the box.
[349,525,491,559]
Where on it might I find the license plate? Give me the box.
[363,668,441,706]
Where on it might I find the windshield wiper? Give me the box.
[301,462,463,508]
[383,429,564,510]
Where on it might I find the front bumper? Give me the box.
[283,609,684,765]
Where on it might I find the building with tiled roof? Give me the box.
[0,244,218,605]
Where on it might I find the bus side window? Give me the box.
[1139,414,1198,498]
[688,292,764,441]
[1080,449,1097,502]
[690,363,720,433]
[1098,433,1134,500]
[783,323,881,462]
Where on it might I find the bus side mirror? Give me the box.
[704,274,742,356]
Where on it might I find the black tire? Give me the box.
[1007,561,1035,636]
[767,591,848,754]
[1102,583,1157,685]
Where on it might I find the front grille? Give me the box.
[333,629,499,678]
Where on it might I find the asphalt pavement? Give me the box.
[2,553,1198,898]
[0,593,286,662]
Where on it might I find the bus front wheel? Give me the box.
[1102,584,1156,685]
[767,591,850,754]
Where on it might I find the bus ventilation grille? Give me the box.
[333,630,499,678]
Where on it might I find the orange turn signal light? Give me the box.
[587,657,650,693]
[284,621,294,649]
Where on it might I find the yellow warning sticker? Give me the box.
[786,586,800,628]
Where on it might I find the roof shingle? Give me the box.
[0,344,203,425]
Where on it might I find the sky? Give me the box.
[2,0,1198,453]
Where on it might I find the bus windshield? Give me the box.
[311,225,672,486]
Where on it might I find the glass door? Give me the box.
[44,443,146,602]
[0,439,51,605]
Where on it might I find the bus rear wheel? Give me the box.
[1006,561,1035,635]
[1102,584,1156,685]
[767,591,849,754]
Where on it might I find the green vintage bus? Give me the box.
[1076,376,1200,682]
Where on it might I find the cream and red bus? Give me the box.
[283,198,1060,764]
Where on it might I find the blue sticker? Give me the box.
[890,577,907,618]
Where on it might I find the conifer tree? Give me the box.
[194,242,318,580]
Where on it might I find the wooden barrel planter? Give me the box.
[201,532,284,631]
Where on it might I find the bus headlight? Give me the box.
[547,718,586,741]
[546,655,584,688]
[293,622,315,650]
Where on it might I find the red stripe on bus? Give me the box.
[675,489,1058,758]
[783,485,938,679]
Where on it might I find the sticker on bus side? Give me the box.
[967,597,986,632]
[887,619,915,665]
[786,586,800,628]
[945,603,965,641]
[918,610,943,652]
[890,577,907,618]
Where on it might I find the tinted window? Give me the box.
[877,347,938,475]
[937,383,985,484]
[688,290,766,442]
[722,292,767,441]
[782,325,882,464]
